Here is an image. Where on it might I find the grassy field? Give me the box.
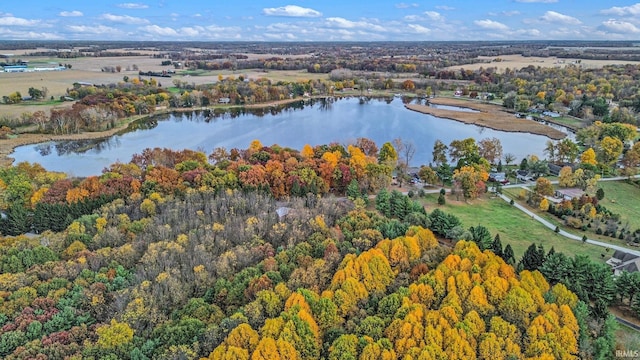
[445,54,640,73]
[420,193,608,262]
[597,181,640,231]
[544,115,586,129]
[503,178,640,242]
[503,182,640,248]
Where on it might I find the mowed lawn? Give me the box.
[597,181,640,231]
[421,194,608,263]
[504,180,640,247]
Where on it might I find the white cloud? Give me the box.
[136,24,243,39]
[540,11,581,25]
[435,5,454,10]
[117,3,149,9]
[59,11,83,17]
[0,16,40,26]
[515,0,557,3]
[66,25,119,34]
[395,3,419,9]
[325,17,386,32]
[140,24,178,36]
[514,28,541,37]
[407,24,431,34]
[100,13,150,24]
[264,32,298,40]
[474,19,509,31]
[262,5,322,18]
[489,10,520,17]
[601,19,640,33]
[0,27,61,39]
[424,11,442,21]
[601,3,640,16]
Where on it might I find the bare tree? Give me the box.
[393,137,416,167]
[504,153,516,167]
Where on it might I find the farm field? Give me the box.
[420,193,608,262]
[447,54,640,72]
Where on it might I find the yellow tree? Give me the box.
[557,166,575,188]
[539,198,549,212]
[96,319,134,349]
[598,136,623,166]
[580,148,597,167]
[226,323,260,354]
[301,144,314,159]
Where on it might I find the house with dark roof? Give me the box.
[606,250,640,275]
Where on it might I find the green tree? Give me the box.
[503,244,515,265]
[346,179,361,200]
[375,188,391,217]
[491,234,503,258]
[519,243,545,271]
[469,225,492,250]
[437,188,446,205]
[378,142,397,167]
[436,163,453,186]
[432,140,448,166]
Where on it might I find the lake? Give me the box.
[11,97,568,177]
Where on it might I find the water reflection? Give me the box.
[12,97,571,177]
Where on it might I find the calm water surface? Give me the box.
[11,97,567,177]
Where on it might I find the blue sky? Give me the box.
[1,1,640,41]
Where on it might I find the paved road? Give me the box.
[495,191,640,257]
[616,316,640,332]
[416,174,640,256]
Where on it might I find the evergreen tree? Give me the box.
[491,234,503,258]
[469,225,492,250]
[502,244,515,265]
[346,179,361,200]
[389,190,409,220]
[375,188,391,217]
[438,188,446,205]
[0,204,31,236]
[519,243,545,271]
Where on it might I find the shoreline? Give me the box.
[0,96,323,168]
[1,95,568,169]
[405,97,567,140]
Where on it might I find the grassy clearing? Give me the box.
[549,115,586,129]
[503,183,640,249]
[420,193,607,262]
[597,181,640,230]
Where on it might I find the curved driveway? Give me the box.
[497,175,640,256]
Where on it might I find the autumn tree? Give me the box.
[453,165,488,200]
[598,136,624,167]
[432,140,448,166]
[478,137,503,165]
[558,166,575,188]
